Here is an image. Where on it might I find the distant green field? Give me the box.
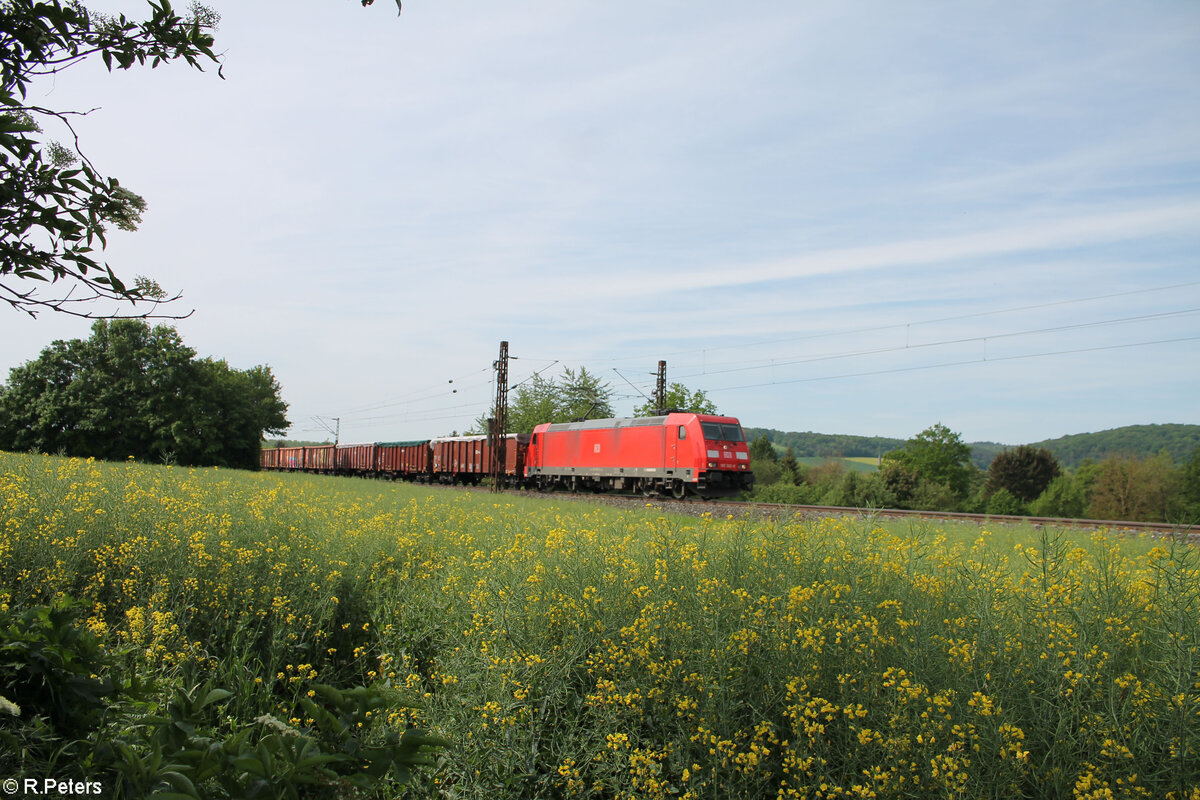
[796,456,879,472]
[844,456,882,466]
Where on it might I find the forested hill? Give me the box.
[979,423,1200,469]
[742,429,905,460]
[745,423,1200,471]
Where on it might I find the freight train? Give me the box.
[260,412,754,498]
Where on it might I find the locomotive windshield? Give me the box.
[701,422,745,442]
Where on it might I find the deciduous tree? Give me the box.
[503,372,558,436]
[633,382,718,417]
[749,434,777,464]
[823,470,896,509]
[1182,445,1200,521]
[984,487,1024,516]
[880,462,919,508]
[0,319,288,467]
[479,367,615,435]
[881,422,977,499]
[1030,473,1091,518]
[1087,453,1182,523]
[985,445,1061,502]
[1,0,220,317]
[558,366,613,421]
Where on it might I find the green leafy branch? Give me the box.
[0,0,219,318]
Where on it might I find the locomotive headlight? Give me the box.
[708,461,717,468]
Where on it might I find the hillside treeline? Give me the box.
[750,423,1200,524]
[744,428,905,460]
[747,423,1200,471]
[1020,423,1200,467]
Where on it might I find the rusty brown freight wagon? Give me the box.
[303,445,335,472]
[260,447,283,470]
[335,443,377,474]
[278,446,307,469]
[259,445,335,472]
[430,434,530,484]
[376,441,433,480]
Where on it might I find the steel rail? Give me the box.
[496,486,1196,539]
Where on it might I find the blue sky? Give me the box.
[2,1,1197,446]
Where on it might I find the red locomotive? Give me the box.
[526,413,753,498]
[261,414,753,498]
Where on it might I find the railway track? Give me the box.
[494,486,1197,540]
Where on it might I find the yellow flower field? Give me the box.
[1,451,1197,799]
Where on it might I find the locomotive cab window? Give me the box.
[701,422,746,442]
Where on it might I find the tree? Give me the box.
[1030,473,1090,519]
[749,434,777,464]
[880,462,919,509]
[1087,453,1182,523]
[780,446,799,476]
[0,319,194,458]
[881,423,976,500]
[557,366,613,421]
[633,382,718,417]
[822,470,896,509]
[984,487,1024,516]
[984,445,1061,503]
[1,0,220,317]
[504,372,559,436]
[1182,445,1200,521]
[479,367,615,435]
[172,359,289,467]
[0,319,288,468]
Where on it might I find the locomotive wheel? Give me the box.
[640,481,657,497]
[671,480,687,500]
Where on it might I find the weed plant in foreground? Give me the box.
[0,451,1197,799]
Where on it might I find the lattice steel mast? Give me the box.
[654,360,667,414]
[490,340,509,491]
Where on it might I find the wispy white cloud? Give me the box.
[1,0,1197,444]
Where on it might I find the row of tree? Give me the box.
[0,320,288,469]
[749,423,1200,524]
